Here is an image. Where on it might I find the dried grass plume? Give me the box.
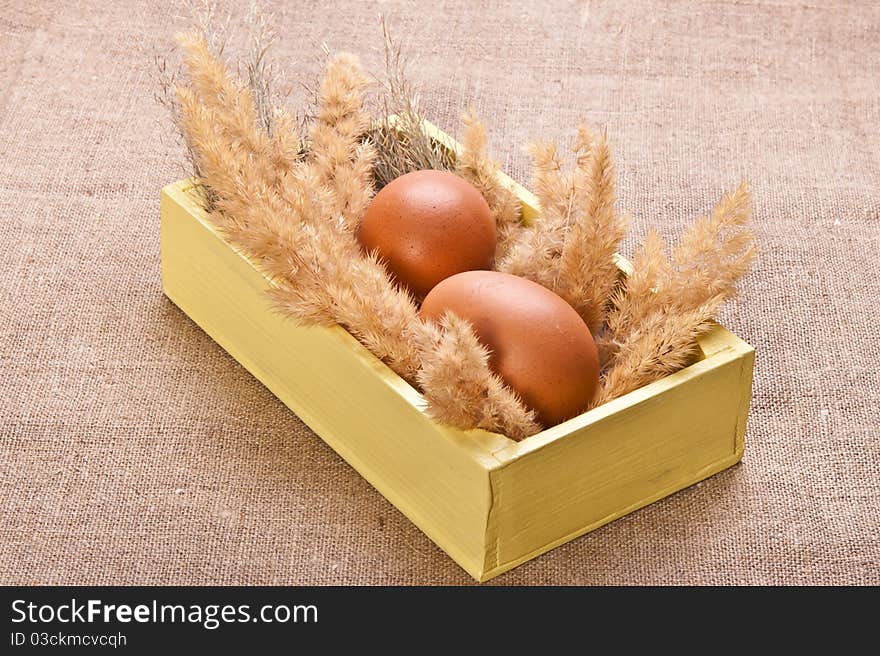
[455,108,524,260]
[597,183,755,403]
[175,33,427,381]
[369,17,454,188]
[500,127,628,333]
[417,314,542,440]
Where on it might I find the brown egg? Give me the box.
[420,271,599,427]
[358,170,496,298]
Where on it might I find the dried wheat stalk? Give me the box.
[596,298,723,405]
[154,53,206,183]
[176,36,425,380]
[368,17,455,188]
[243,1,277,136]
[454,108,524,260]
[596,183,755,403]
[500,127,628,333]
[242,3,307,177]
[306,54,378,231]
[555,134,628,332]
[671,183,755,307]
[157,8,302,199]
[417,313,542,440]
[498,141,570,290]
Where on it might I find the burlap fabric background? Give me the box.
[2,0,878,585]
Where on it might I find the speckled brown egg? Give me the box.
[358,170,496,298]
[420,271,600,427]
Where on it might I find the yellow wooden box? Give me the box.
[159,123,754,582]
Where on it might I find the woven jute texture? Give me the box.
[2,0,878,585]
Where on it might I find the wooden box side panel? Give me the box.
[160,183,495,578]
[482,348,753,580]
